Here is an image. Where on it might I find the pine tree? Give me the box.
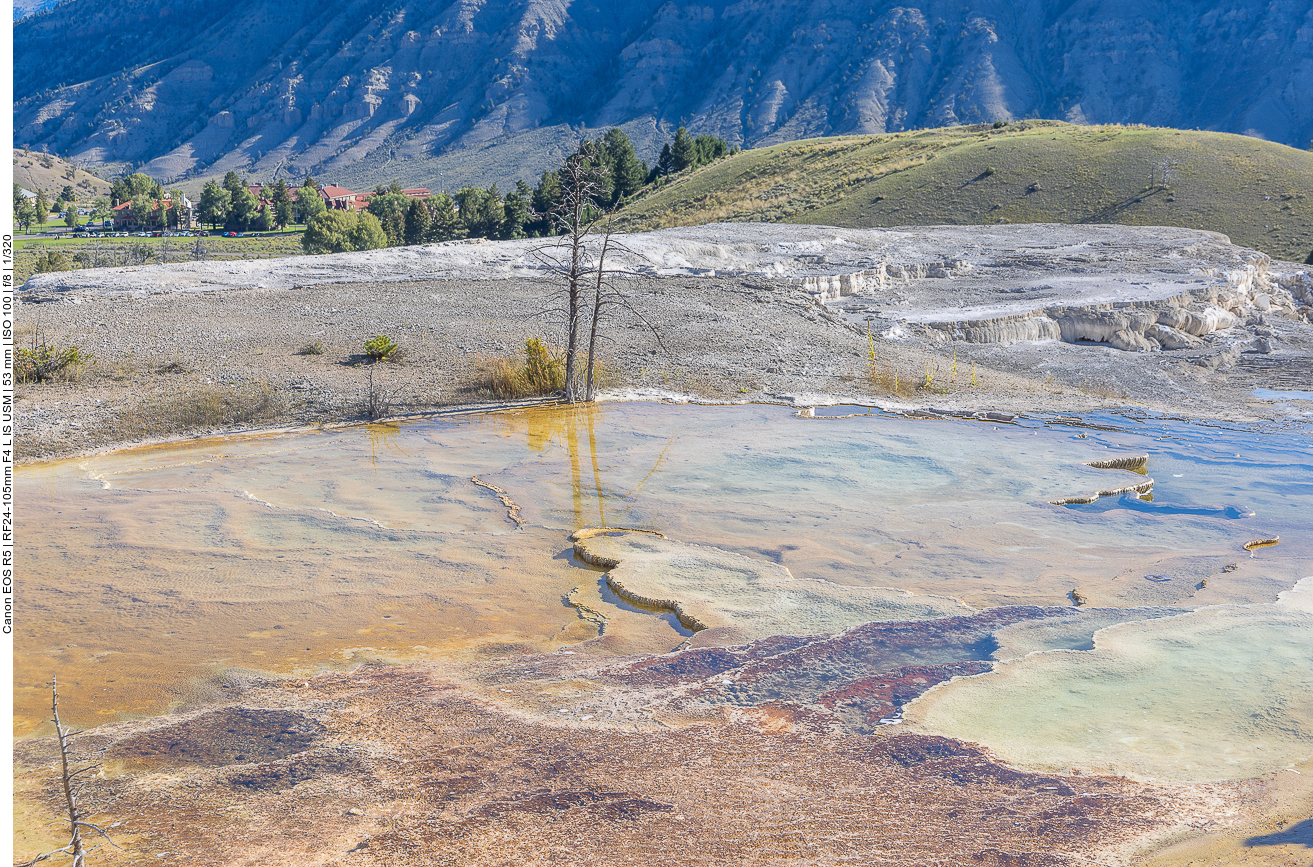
[425,194,461,242]
[603,128,647,204]
[670,127,697,171]
[404,197,430,245]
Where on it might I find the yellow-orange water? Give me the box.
[17,404,1313,739]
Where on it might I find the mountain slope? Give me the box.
[612,121,1313,264]
[13,0,1313,191]
[13,0,69,21]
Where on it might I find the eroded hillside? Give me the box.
[13,0,1313,192]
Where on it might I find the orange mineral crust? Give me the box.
[14,664,1233,867]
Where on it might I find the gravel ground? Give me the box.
[16,225,1313,462]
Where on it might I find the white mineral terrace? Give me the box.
[24,223,1310,352]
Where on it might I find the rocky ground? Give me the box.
[15,224,1313,462]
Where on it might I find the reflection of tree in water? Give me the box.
[489,405,674,529]
[364,422,408,470]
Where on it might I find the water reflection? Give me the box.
[488,404,675,530]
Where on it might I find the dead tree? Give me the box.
[529,147,609,402]
[18,677,117,867]
[530,141,662,402]
[581,225,663,401]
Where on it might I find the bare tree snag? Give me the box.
[531,140,663,403]
[17,677,117,867]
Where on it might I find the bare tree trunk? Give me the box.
[562,159,590,403]
[584,231,613,402]
[564,198,582,402]
[53,680,89,867]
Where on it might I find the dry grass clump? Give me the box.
[474,338,567,398]
[110,380,288,440]
[867,363,919,398]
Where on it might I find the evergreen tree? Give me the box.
[501,180,533,239]
[384,210,405,246]
[603,128,646,204]
[425,193,461,242]
[222,170,246,197]
[228,187,260,230]
[34,190,50,225]
[652,143,675,181]
[455,185,505,239]
[270,179,293,229]
[366,182,411,230]
[530,169,563,235]
[694,133,729,165]
[404,197,431,245]
[670,127,697,171]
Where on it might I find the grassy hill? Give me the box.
[613,121,1313,264]
[13,148,112,201]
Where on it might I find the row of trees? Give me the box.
[12,184,115,232]
[304,126,733,253]
[196,171,311,232]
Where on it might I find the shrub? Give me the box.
[32,249,72,274]
[522,338,566,393]
[295,342,325,355]
[16,339,93,383]
[364,334,399,361]
[475,338,566,398]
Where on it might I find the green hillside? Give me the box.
[613,121,1313,264]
